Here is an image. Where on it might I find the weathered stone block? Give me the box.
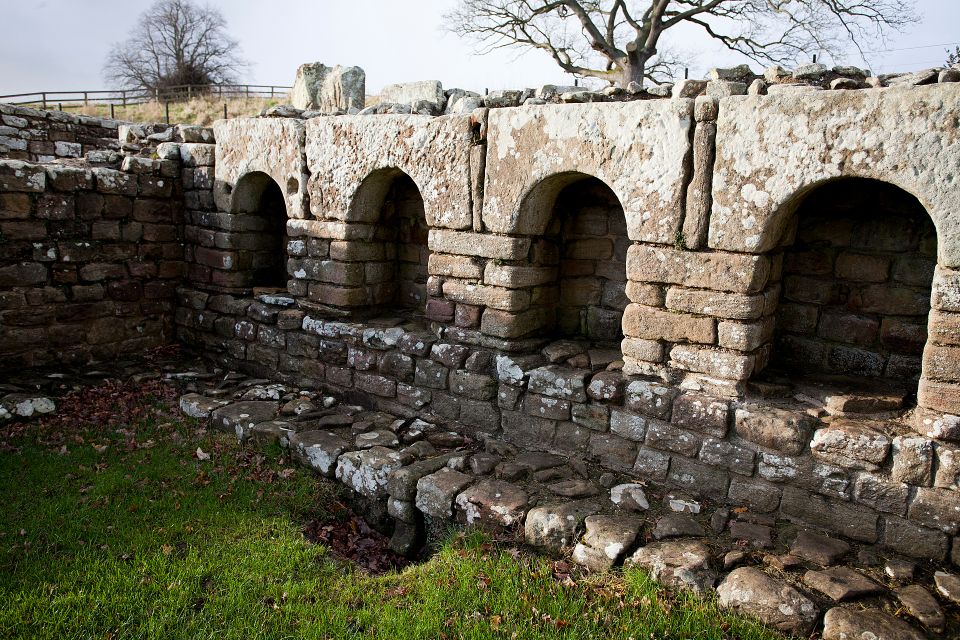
[780,486,878,542]
[645,419,702,457]
[667,456,729,498]
[699,438,755,476]
[665,287,766,320]
[624,379,677,418]
[622,304,715,343]
[671,393,729,437]
[908,487,960,534]
[882,516,949,560]
[627,245,770,294]
[416,468,474,519]
[734,405,815,455]
[527,365,589,402]
[810,422,890,471]
[429,230,529,259]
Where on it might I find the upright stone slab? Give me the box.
[290,62,365,112]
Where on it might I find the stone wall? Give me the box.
[772,179,936,381]
[0,103,125,162]
[0,155,183,368]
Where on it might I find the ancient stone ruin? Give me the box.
[2,64,960,637]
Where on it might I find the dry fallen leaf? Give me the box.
[196,447,210,461]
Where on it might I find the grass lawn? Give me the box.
[0,377,783,639]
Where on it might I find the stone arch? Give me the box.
[523,172,629,342]
[348,168,430,314]
[760,177,939,399]
[231,171,289,289]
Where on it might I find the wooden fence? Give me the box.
[0,84,291,111]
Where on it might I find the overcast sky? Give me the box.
[1,0,957,97]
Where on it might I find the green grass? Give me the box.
[0,380,783,639]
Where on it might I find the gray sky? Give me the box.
[1,0,957,96]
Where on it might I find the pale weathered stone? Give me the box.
[289,430,350,477]
[306,115,474,229]
[335,446,405,499]
[710,86,960,266]
[627,539,716,593]
[213,118,308,218]
[482,101,693,244]
[379,80,445,109]
[572,515,641,571]
[416,468,474,518]
[524,500,602,552]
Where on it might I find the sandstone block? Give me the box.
[734,405,815,454]
[527,365,589,402]
[717,568,819,636]
[416,468,474,519]
[780,486,878,542]
[622,304,715,343]
[627,245,769,294]
[671,393,729,437]
[665,287,765,320]
[429,230,530,260]
[670,345,755,381]
[810,422,890,471]
[908,487,960,533]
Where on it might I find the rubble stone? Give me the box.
[717,567,819,636]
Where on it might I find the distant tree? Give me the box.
[948,45,960,66]
[104,0,247,94]
[445,0,918,88]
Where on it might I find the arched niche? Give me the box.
[767,177,936,390]
[232,171,289,289]
[351,168,430,314]
[527,173,629,342]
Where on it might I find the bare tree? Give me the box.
[445,1,917,88]
[104,0,247,94]
[947,46,960,67]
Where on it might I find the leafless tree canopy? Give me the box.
[445,1,918,88]
[104,0,247,93]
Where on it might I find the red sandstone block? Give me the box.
[425,298,455,322]
[454,303,481,328]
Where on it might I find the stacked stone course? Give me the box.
[0,153,182,367]
[0,103,125,162]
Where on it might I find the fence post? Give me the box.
[58,102,62,111]
[246,85,250,98]
[121,90,126,107]
[110,103,115,119]
[271,86,274,98]
[223,102,227,119]
[188,85,192,100]
[83,92,88,105]
[41,92,47,109]
[165,102,170,124]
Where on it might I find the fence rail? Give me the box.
[0,84,291,110]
